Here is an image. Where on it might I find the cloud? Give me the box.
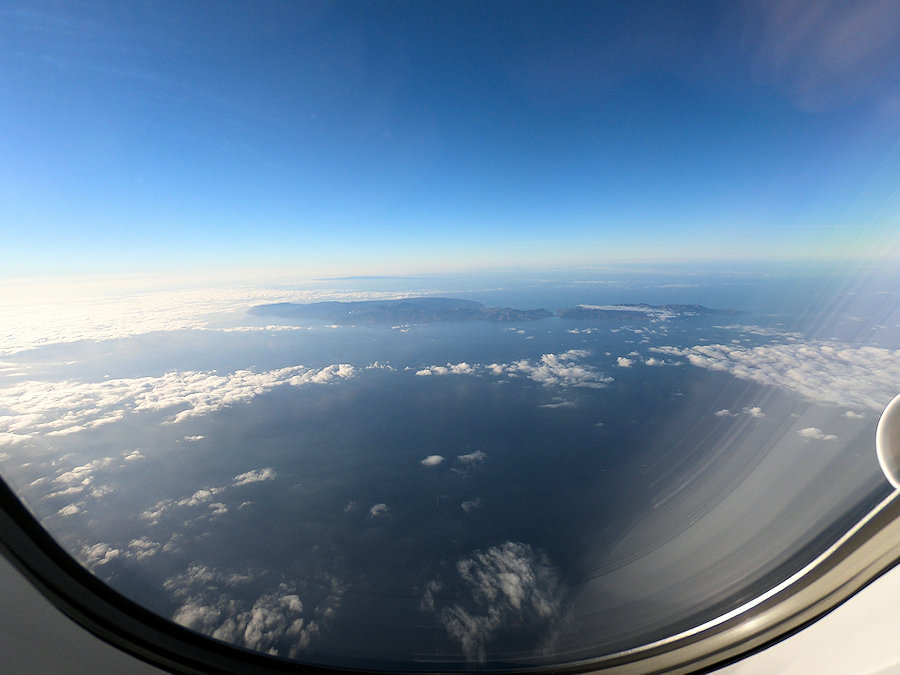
[743,406,766,418]
[53,457,115,487]
[0,363,357,443]
[844,410,866,419]
[415,351,611,389]
[423,542,564,661]
[798,427,839,441]
[616,357,633,368]
[416,362,475,376]
[368,503,390,518]
[79,542,121,568]
[165,564,340,658]
[538,400,575,409]
[715,409,737,417]
[127,537,162,560]
[140,466,274,524]
[178,487,226,508]
[457,451,487,465]
[503,351,613,388]
[461,498,482,513]
[0,282,421,356]
[724,0,900,111]
[233,468,276,486]
[420,455,445,467]
[654,340,900,410]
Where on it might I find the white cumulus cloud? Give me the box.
[369,503,390,518]
[164,564,342,658]
[423,542,564,661]
[421,455,445,467]
[233,468,276,486]
[798,427,838,442]
[0,363,357,444]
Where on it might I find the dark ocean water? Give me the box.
[1,265,897,667]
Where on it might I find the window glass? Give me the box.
[1,1,899,669]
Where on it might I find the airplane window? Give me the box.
[2,1,899,672]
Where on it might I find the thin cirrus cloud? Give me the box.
[723,0,900,112]
[653,340,900,410]
[0,364,356,446]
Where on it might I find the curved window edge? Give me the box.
[1,476,899,674]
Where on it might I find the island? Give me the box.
[249,298,737,325]
[249,297,553,324]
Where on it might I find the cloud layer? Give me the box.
[0,283,424,356]
[0,364,356,446]
[653,341,900,410]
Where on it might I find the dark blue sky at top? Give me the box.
[2,1,899,276]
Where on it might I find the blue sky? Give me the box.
[2,1,899,279]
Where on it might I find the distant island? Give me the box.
[250,298,737,324]
[250,297,553,324]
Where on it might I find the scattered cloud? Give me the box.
[79,542,121,568]
[743,406,766,418]
[57,503,81,517]
[654,340,900,410]
[844,410,866,419]
[0,363,356,443]
[416,362,473,376]
[369,503,390,518]
[127,537,162,560]
[415,350,611,389]
[421,455,445,467]
[798,427,839,442]
[503,351,612,388]
[461,498,482,513]
[233,468,276,486]
[715,409,737,417]
[140,466,274,524]
[538,400,576,409]
[457,451,487,465]
[616,357,633,368]
[165,564,343,658]
[423,542,564,661]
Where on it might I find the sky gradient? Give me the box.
[2,1,900,278]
